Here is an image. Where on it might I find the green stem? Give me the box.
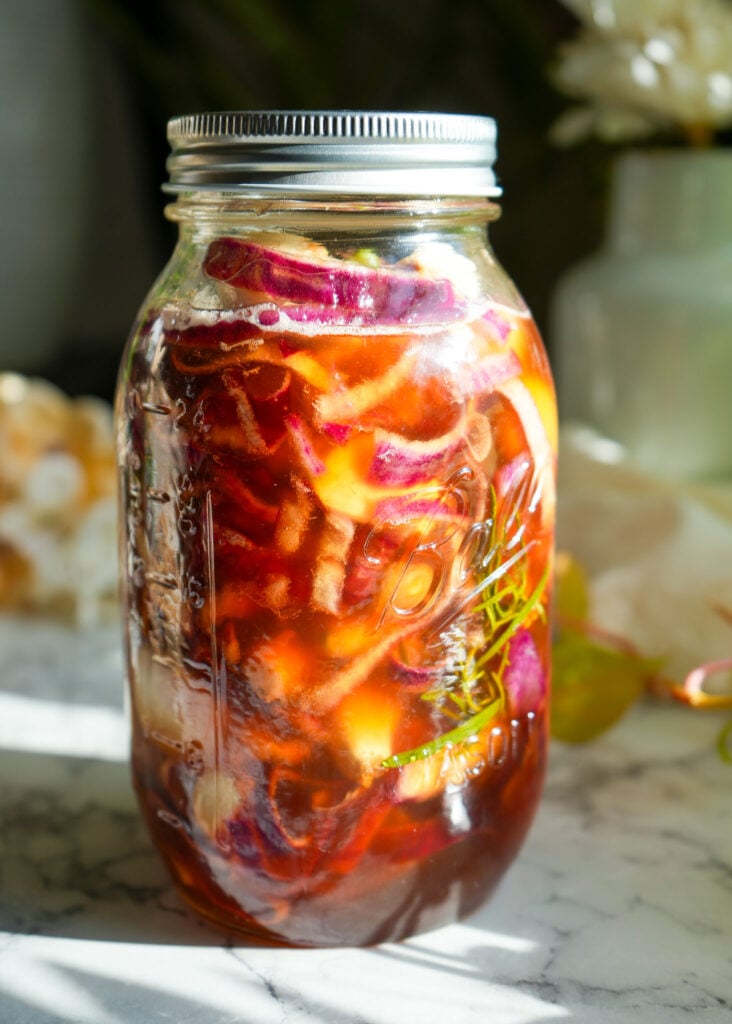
[475,561,551,670]
[380,694,505,770]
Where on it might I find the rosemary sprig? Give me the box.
[475,561,550,671]
[381,470,550,770]
[380,693,505,769]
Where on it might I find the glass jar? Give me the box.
[116,111,557,947]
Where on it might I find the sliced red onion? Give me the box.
[224,817,264,868]
[265,766,378,858]
[496,378,556,529]
[321,422,353,445]
[369,432,457,488]
[217,525,258,555]
[493,455,531,497]
[167,320,265,374]
[467,349,521,395]
[465,414,493,462]
[240,363,291,403]
[169,346,250,376]
[368,415,491,488]
[309,516,354,610]
[482,307,513,342]
[267,768,317,850]
[274,481,314,556]
[272,302,463,328]
[311,557,348,616]
[504,628,547,717]
[492,456,541,531]
[203,237,467,325]
[219,474,279,525]
[306,550,467,713]
[220,372,272,455]
[305,629,407,714]
[372,492,469,527]
[216,365,291,453]
[166,317,262,350]
[286,414,326,476]
[315,351,415,424]
[390,657,441,693]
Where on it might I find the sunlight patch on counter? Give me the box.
[0,692,128,761]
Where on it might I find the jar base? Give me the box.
[169,858,503,949]
[156,815,529,948]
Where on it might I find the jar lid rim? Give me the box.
[164,110,501,198]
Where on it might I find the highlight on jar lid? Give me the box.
[164,110,500,197]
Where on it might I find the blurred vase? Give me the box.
[551,149,732,481]
[0,1,91,373]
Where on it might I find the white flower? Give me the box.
[0,374,118,625]
[552,0,732,143]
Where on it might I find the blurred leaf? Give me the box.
[717,720,732,763]
[552,628,660,743]
[554,549,589,622]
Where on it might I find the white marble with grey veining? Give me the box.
[0,613,730,1024]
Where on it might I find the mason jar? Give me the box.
[116,111,557,947]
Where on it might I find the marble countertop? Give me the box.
[1,613,731,1024]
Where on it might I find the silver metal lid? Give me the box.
[164,111,500,197]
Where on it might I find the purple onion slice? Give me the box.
[504,628,547,717]
[204,237,468,326]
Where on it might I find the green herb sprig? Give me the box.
[382,469,549,770]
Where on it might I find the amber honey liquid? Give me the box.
[120,277,555,946]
